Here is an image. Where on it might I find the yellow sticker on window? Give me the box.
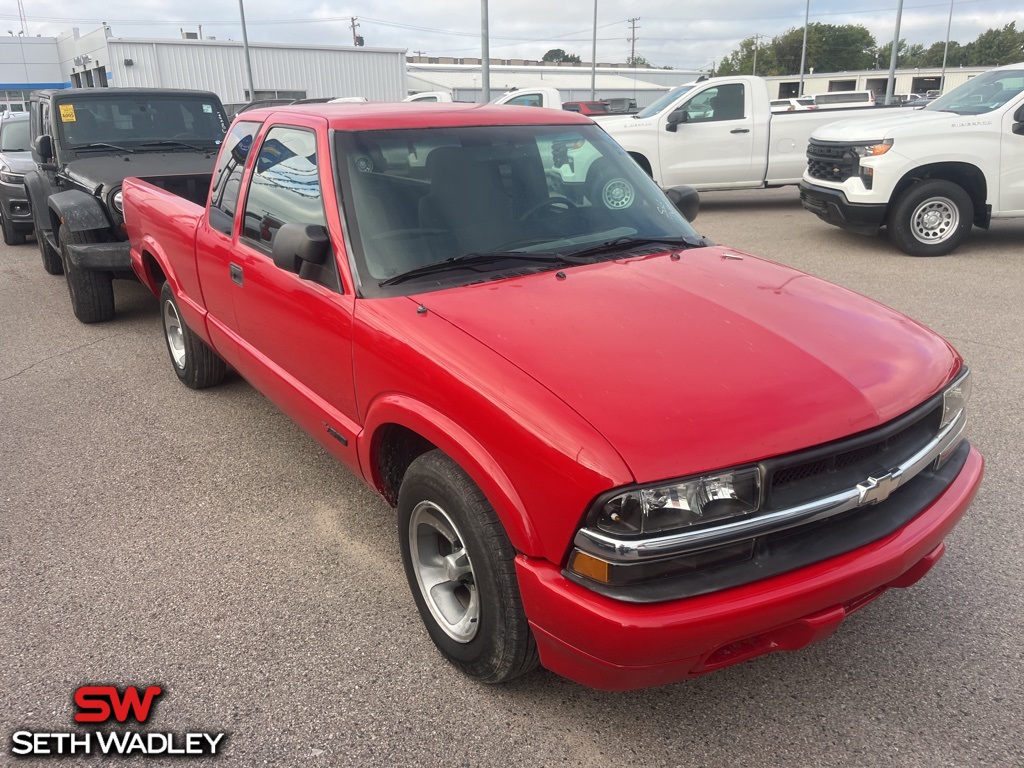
[59,104,77,122]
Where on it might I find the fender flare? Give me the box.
[22,169,54,237]
[47,189,111,234]
[359,394,542,557]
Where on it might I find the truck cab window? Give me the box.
[209,120,261,234]
[242,126,327,249]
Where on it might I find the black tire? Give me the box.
[888,179,973,257]
[160,282,226,389]
[398,450,538,684]
[38,228,63,274]
[1,210,27,246]
[59,227,115,323]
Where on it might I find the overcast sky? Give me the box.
[5,1,1021,72]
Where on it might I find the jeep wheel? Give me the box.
[1,210,27,246]
[160,282,226,389]
[398,450,538,683]
[888,180,973,257]
[59,228,115,323]
[38,229,63,274]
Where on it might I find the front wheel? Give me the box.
[888,179,973,257]
[160,282,226,389]
[398,451,538,683]
[59,227,114,323]
[38,229,63,274]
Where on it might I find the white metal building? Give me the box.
[0,36,64,112]
[53,26,408,107]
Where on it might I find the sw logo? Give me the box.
[8,684,226,758]
[74,685,163,723]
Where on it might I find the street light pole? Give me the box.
[481,0,490,101]
[238,0,256,101]
[885,0,904,105]
[940,0,955,93]
[590,0,598,100]
[798,0,810,96]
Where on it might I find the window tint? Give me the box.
[242,126,326,249]
[210,120,261,222]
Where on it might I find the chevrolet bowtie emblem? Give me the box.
[857,471,902,505]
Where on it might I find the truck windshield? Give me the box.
[335,123,701,295]
[926,69,1024,115]
[54,94,228,150]
[635,85,695,119]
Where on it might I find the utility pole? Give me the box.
[627,17,640,66]
[590,0,597,100]
[798,0,810,95]
[752,34,762,76]
[350,17,360,47]
[16,0,28,35]
[238,0,255,101]
[481,0,490,101]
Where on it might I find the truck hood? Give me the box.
[811,108,955,141]
[414,247,959,483]
[62,151,217,194]
[0,150,34,174]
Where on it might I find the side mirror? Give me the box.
[230,134,253,165]
[1013,104,1024,135]
[272,223,331,273]
[33,134,53,163]
[665,186,700,222]
[666,109,687,133]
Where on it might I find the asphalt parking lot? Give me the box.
[2,187,1022,766]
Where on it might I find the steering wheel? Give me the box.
[517,196,579,220]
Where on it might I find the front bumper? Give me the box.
[64,239,132,271]
[0,184,33,231]
[516,444,982,691]
[799,181,887,236]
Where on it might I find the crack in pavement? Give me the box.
[0,334,118,384]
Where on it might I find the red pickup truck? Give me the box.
[122,103,982,690]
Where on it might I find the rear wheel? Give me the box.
[160,282,226,389]
[888,179,973,257]
[1,210,27,246]
[398,450,538,683]
[59,227,114,323]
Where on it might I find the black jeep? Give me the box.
[24,88,228,322]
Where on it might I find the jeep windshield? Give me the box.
[54,94,228,151]
[335,123,703,297]
[925,68,1024,115]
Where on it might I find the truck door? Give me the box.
[998,93,1024,216]
[659,82,758,189]
[228,118,361,459]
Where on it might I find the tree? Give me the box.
[965,22,1024,66]
[875,40,927,69]
[626,54,650,67]
[542,48,581,64]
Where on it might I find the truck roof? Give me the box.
[238,102,596,130]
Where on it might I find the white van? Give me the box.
[812,91,876,109]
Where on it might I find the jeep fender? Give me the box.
[47,189,111,234]
[23,169,55,237]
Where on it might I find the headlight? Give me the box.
[112,189,124,214]
[851,139,893,158]
[940,368,971,429]
[593,467,760,537]
[0,165,23,185]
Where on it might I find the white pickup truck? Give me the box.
[799,62,1024,256]
[599,75,892,191]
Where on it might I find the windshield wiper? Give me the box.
[379,251,587,287]
[75,142,135,154]
[138,139,211,152]
[565,235,706,259]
